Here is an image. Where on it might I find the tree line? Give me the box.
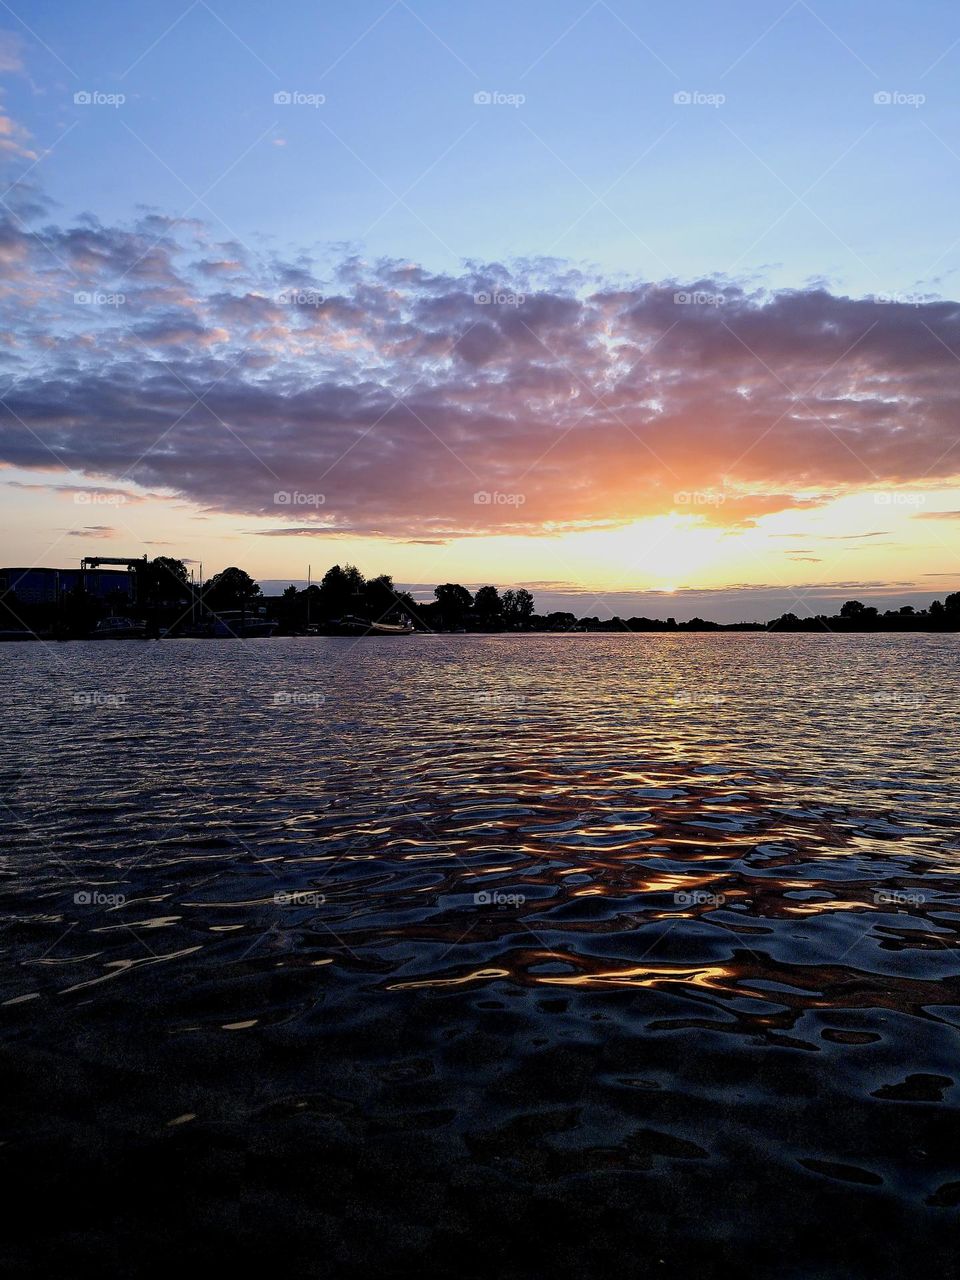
[246,565,960,633]
[2,555,959,635]
[274,567,537,632]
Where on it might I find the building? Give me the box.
[0,567,137,605]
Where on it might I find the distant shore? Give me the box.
[3,556,959,639]
[2,619,959,642]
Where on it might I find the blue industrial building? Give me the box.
[0,566,137,604]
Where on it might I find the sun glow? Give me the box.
[573,515,733,591]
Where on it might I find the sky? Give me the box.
[1,0,959,621]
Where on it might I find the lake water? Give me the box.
[1,634,958,1277]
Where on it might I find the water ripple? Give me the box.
[1,633,959,1274]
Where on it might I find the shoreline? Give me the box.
[2,626,960,642]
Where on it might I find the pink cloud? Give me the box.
[0,210,958,540]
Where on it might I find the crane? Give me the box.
[81,554,148,600]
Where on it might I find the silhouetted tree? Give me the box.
[143,556,189,604]
[545,610,577,630]
[363,573,399,620]
[317,564,364,618]
[474,585,502,626]
[275,583,300,629]
[502,588,534,627]
[434,583,473,627]
[839,599,879,627]
[204,567,261,610]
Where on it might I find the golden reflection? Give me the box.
[781,899,875,915]
[60,946,203,994]
[387,967,511,991]
[534,963,735,990]
[386,962,776,997]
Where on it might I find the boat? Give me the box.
[173,610,276,638]
[330,614,415,636]
[92,616,147,639]
[211,610,276,638]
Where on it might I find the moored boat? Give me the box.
[330,614,415,636]
[210,610,276,638]
[173,610,276,638]
[92,616,147,639]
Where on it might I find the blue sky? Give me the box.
[12,0,960,292]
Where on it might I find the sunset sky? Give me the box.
[1,0,959,620]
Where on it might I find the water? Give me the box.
[1,634,958,1277]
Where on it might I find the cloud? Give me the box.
[0,108,34,160]
[194,257,246,278]
[65,525,115,538]
[132,316,229,347]
[0,31,24,75]
[1,207,960,539]
[3,480,153,503]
